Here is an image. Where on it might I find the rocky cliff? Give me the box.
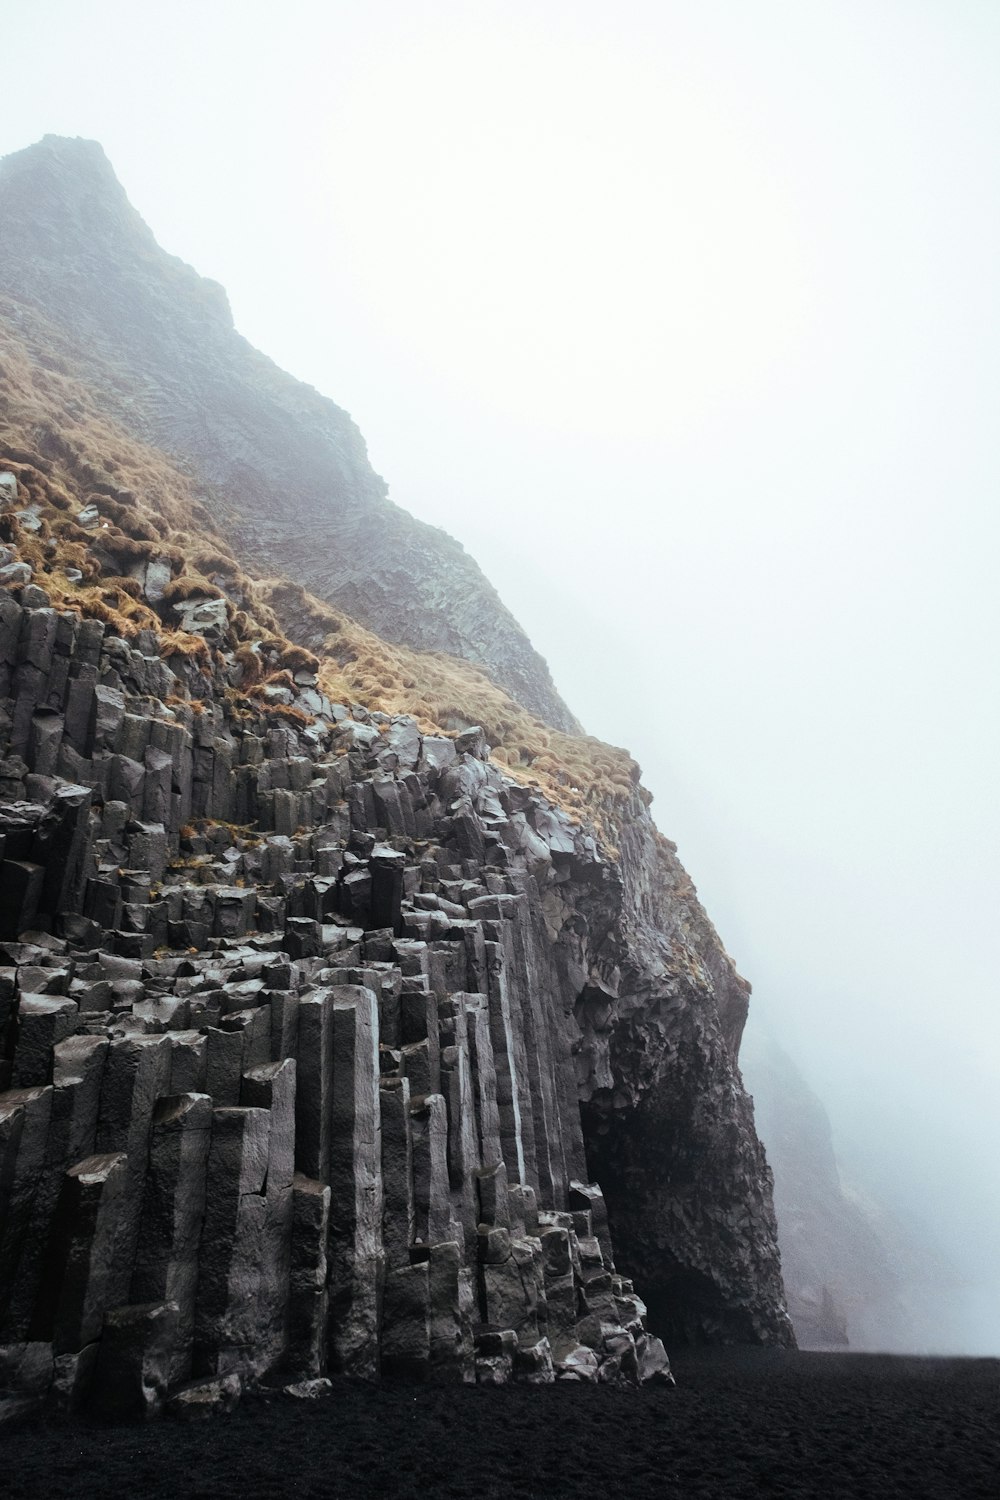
[741,1029,959,1352]
[0,136,580,735]
[0,137,792,1421]
[740,1032,896,1347]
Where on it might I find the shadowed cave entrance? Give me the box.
[580,1100,769,1348]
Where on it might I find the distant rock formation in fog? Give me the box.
[742,1028,958,1351]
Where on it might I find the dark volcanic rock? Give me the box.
[0,136,579,734]
[0,582,792,1413]
[557,807,791,1347]
[0,137,797,1418]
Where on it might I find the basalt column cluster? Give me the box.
[0,583,672,1419]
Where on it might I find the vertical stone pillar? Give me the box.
[2,1036,107,1339]
[370,848,405,935]
[285,1173,330,1381]
[242,1058,296,1372]
[482,944,527,1188]
[167,1031,207,1093]
[539,1224,577,1337]
[506,868,590,1186]
[270,989,299,1066]
[438,1006,479,1256]
[193,1105,269,1375]
[0,1085,53,1331]
[294,989,334,1181]
[96,1034,172,1306]
[428,1240,474,1383]
[379,1075,414,1269]
[32,1151,127,1358]
[11,996,78,1087]
[477,1224,538,1341]
[399,987,440,1094]
[460,995,504,1174]
[130,1092,213,1383]
[409,1093,451,1250]
[375,968,402,1049]
[204,1026,245,1107]
[53,1036,109,1161]
[328,985,383,1378]
[381,1262,429,1379]
[568,1181,616,1273]
[485,935,538,1193]
[497,897,567,1205]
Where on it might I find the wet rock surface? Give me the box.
[0,580,790,1415]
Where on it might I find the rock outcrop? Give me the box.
[0,560,790,1417]
[0,136,794,1422]
[740,1030,963,1352]
[0,582,688,1416]
[738,1033,888,1347]
[0,136,579,735]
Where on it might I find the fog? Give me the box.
[4,2,998,1352]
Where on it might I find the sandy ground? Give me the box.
[2,1349,998,1500]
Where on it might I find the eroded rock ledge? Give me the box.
[0,579,790,1420]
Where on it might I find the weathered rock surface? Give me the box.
[0,130,795,1418]
[0,577,790,1415]
[0,136,579,734]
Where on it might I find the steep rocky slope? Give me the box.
[0,137,792,1419]
[0,136,579,735]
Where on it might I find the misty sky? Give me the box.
[3,2,998,1350]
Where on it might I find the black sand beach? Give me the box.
[3,1350,998,1500]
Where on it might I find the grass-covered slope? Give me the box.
[0,135,580,733]
[0,317,640,831]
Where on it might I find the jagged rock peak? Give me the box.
[0,136,232,327]
[3,136,147,232]
[0,135,581,735]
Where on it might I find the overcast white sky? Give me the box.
[3,1,998,1350]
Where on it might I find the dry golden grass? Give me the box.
[255,579,641,827]
[1,310,643,836]
[160,575,228,605]
[157,629,212,665]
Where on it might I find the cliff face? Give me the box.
[0,137,792,1419]
[740,1033,893,1347]
[741,1030,958,1352]
[545,806,788,1346]
[0,136,580,736]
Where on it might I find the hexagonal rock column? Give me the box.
[328,985,383,1378]
[379,1075,414,1270]
[130,1092,213,1384]
[95,1034,172,1307]
[2,1036,108,1341]
[193,1105,269,1376]
[0,1085,54,1333]
[381,1261,429,1379]
[241,1058,296,1370]
[283,1173,330,1382]
[30,1151,128,1400]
